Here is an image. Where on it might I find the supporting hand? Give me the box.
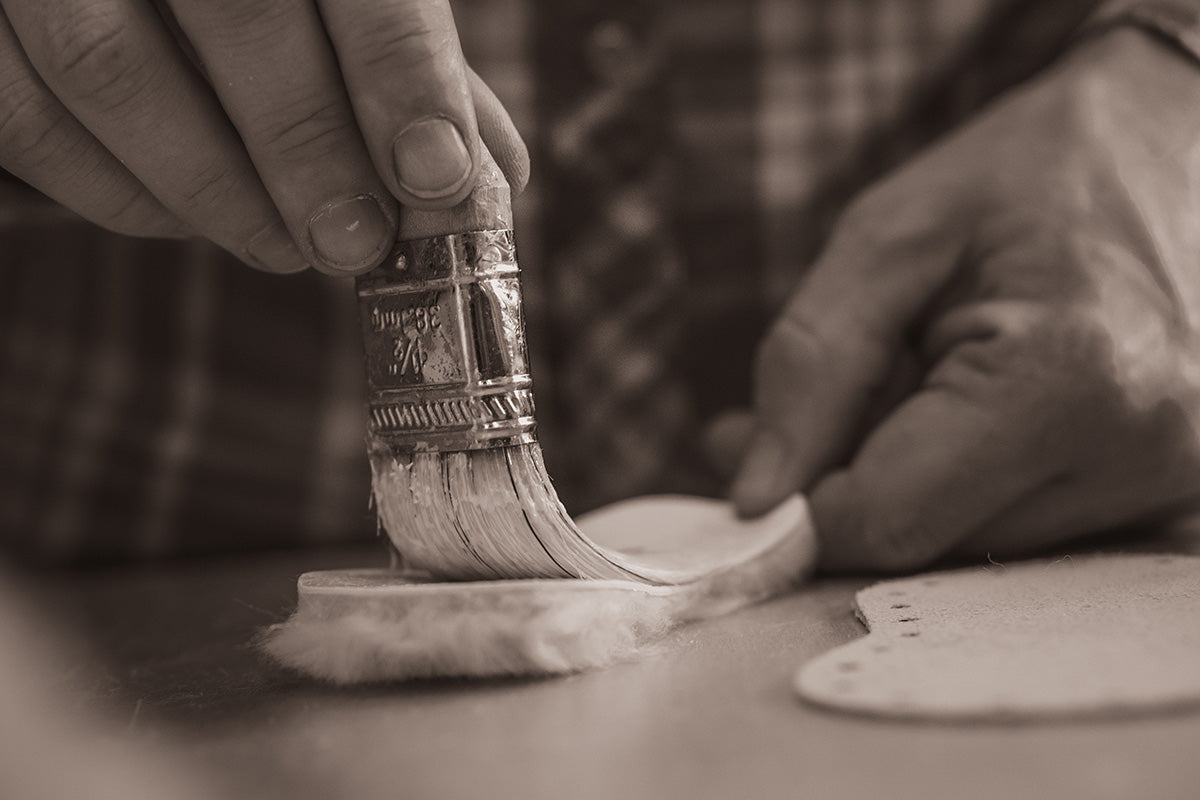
[732,29,1200,571]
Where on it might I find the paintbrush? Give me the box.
[262,148,818,683]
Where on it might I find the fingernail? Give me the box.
[731,434,792,518]
[393,117,473,199]
[308,195,393,272]
[246,226,308,274]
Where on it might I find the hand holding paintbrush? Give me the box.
[263,147,817,682]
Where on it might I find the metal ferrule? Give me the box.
[356,229,535,452]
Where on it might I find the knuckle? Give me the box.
[765,289,888,374]
[351,4,455,72]
[171,157,244,217]
[164,159,279,249]
[755,312,826,389]
[183,1,293,51]
[836,184,938,267]
[249,98,351,163]
[1047,304,1109,345]
[202,0,290,36]
[1023,305,1115,382]
[42,5,150,111]
[90,185,170,236]
[953,301,1114,387]
[0,78,67,170]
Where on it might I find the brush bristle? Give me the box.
[260,493,818,683]
[269,422,821,684]
[369,443,649,581]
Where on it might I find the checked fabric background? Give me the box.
[1,0,1111,561]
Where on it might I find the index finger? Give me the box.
[731,188,968,516]
[317,0,479,208]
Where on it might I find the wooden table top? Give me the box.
[25,534,1200,800]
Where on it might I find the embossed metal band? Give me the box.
[356,229,535,451]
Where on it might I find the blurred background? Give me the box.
[0,0,1101,563]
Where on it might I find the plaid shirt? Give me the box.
[1,0,1174,561]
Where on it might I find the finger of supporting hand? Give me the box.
[0,8,184,238]
[702,409,756,480]
[316,0,479,209]
[3,0,302,272]
[164,0,400,275]
[809,377,1056,572]
[731,193,967,517]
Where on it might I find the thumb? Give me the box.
[731,192,967,517]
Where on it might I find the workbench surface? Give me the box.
[29,536,1200,800]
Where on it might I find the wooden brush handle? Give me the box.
[398,147,513,239]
